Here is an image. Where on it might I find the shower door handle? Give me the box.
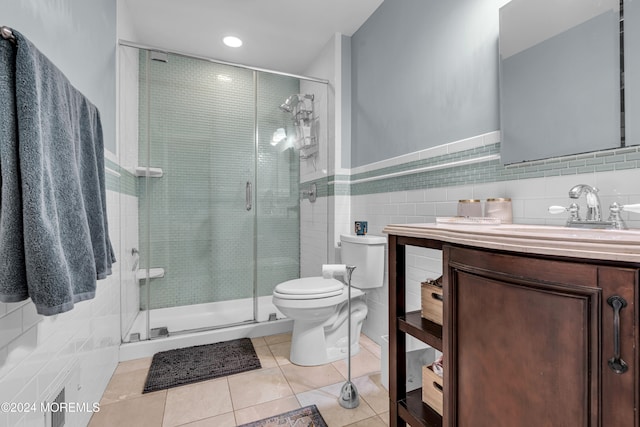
[246,181,252,211]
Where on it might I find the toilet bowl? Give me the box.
[272,234,386,366]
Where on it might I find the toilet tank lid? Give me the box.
[340,234,386,245]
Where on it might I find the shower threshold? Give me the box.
[169,319,257,337]
[142,320,259,341]
[150,326,169,339]
[120,296,292,360]
[120,318,292,361]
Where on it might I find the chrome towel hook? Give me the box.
[1,26,16,44]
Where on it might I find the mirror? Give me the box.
[626,0,640,146]
[499,0,620,164]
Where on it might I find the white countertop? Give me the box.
[383,222,640,263]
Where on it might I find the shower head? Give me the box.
[279,102,292,113]
[279,93,315,122]
[279,94,299,113]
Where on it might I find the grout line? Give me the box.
[270,342,297,400]
[160,389,168,427]
[226,377,236,413]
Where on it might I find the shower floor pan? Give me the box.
[120,296,293,361]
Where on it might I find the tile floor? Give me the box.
[89,333,390,427]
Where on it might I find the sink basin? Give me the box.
[492,224,640,241]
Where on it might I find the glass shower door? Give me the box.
[139,52,257,335]
[122,46,317,342]
[255,72,301,318]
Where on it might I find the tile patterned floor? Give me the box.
[89,333,389,427]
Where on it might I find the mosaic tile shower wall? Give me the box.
[138,51,300,310]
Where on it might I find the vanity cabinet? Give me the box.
[386,226,639,427]
[445,246,636,426]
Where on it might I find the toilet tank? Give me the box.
[340,234,386,289]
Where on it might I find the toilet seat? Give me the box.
[274,277,344,300]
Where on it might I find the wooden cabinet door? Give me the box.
[444,246,601,427]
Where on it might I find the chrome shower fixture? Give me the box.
[278,93,318,162]
[278,97,295,113]
[279,93,314,113]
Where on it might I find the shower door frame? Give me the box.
[140,52,260,337]
[120,40,329,342]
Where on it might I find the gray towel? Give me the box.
[0,34,27,301]
[0,30,116,315]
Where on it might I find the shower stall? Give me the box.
[118,44,328,350]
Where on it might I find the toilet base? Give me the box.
[289,300,367,366]
[289,324,362,366]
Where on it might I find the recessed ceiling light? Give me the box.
[223,36,243,48]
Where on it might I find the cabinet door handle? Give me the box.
[607,295,628,374]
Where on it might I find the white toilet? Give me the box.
[272,234,386,366]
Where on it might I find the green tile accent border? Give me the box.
[110,140,640,199]
[104,158,120,193]
[304,143,640,197]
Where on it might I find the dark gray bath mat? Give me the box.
[237,405,328,427]
[143,338,261,393]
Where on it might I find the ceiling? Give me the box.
[121,0,384,75]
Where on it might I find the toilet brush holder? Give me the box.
[339,265,360,409]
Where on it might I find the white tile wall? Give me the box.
[343,139,640,347]
[119,193,139,340]
[300,197,329,277]
[0,190,122,427]
[299,34,338,271]
[332,195,352,263]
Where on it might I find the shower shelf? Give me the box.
[134,166,164,178]
[299,143,318,159]
[136,268,165,281]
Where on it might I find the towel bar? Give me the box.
[1,26,16,44]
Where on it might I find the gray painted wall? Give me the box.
[2,0,117,154]
[350,0,502,168]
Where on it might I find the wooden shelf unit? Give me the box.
[388,235,443,427]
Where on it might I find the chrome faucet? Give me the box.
[549,184,640,229]
[568,184,602,221]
